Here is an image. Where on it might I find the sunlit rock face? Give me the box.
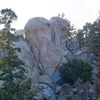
[14,17,97,100]
[24,17,70,74]
[14,17,71,92]
[23,17,71,99]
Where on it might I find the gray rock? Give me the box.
[47,68,61,82]
[12,16,97,100]
[66,38,79,54]
[24,17,71,74]
[0,50,6,57]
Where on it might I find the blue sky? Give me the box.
[0,0,100,30]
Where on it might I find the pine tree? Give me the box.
[0,8,36,100]
[90,19,100,53]
[77,17,100,100]
[77,23,92,48]
[90,18,100,100]
[77,29,85,48]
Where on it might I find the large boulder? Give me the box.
[14,16,97,100]
[23,17,71,99]
[24,17,70,74]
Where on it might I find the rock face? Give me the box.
[14,16,96,100]
[24,17,70,75]
[23,17,72,99]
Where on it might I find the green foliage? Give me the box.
[66,96,73,100]
[0,78,36,100]
[59,59,93,84]
[89,19,100,54]
[77,23,92,48]
[0,8,37,100]
[77,30,85,48]
[0,8,17,28]
[77,18,100,54]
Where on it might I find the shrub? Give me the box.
[59,59,93,84]
[66,96,73,100]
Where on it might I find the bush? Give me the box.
[66,96,73,100]
[59,59,93,84]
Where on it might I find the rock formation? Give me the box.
[24,17,71,75]
[14,17,96,100]
[14,17,70,99]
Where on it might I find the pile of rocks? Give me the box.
[56,81,96,100]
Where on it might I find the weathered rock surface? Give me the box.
[14,16,97,100]
[24,17,70,75]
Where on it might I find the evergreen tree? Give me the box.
[78,18,100,52]
[0,8,17,29]
[77,23,92,48]
[89,19,100,53]
[77,17,100,100]
[0,8,36,100]
[77,29,85,48]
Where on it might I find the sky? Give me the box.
[0,0,100,30]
